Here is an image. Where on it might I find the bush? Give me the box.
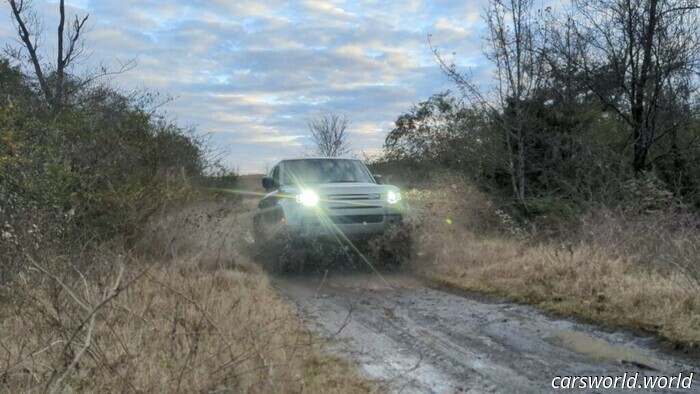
[0,58,210,282]
[621,172,677,214]
[381,90,699,214]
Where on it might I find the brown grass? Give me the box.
[407,175,700,348]
[0,193,372,393]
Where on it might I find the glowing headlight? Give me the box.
[296,190,319,207]
[387,190,401,204]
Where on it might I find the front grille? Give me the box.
[327,193,380,201]
[330,205,382,209]
[330,215,384,224]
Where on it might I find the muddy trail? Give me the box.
[231,175,697,392]
[272,272,698,393]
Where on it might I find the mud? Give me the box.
[272,272,699,393]
[236,177,697,392]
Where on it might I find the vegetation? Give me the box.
[402,176,700,347]
[2,0,698,388]
[384,0,700,210]
[0,2,369,392]
[307,112,351,157]
[375,0,700,348]
[1,195,371,392]
[0,56,205,280]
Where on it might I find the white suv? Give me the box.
[253,158,405,243]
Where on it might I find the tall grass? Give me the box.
[406,174,700,347]
[0,194,372,392]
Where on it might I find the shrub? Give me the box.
[621,172,677,214]
[0,58,212,282]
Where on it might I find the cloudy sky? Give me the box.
[2,0,494,173]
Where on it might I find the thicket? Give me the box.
[379,0,700,222]
[0,57,209,281]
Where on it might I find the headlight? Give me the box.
[296,189,319,207]
[387,190,401,204]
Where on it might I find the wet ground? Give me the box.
[234,176,699,392]
[273,272,699,393]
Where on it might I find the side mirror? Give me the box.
[262,176,278,190]
[373,174,383,184]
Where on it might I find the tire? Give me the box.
[252,215,285,271]
[277,234,353,273]
[368,222,414,269]
[276,232,314,273]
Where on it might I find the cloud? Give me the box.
[300,0,357,22]
[1,0,492,173]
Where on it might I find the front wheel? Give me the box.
[275,232,304,272]
[367,223,414,269]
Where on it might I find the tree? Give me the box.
[562,0,700,173]
[6,0,135,113]
[385,92,460,161]
[307,112,351,157]
[384,92,491,170]
[6,0,89,111]
[432,0,548,202]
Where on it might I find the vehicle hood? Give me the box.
[280,182,396,196]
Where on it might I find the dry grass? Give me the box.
[0,194,372,393]
[407,175,700,348]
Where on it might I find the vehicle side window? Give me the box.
[271,165,280,183]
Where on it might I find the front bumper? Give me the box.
[255,202,404,240]
[292,211,403,237]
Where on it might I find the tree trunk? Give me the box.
[517,126,526,202]
[505,126,521,201]
[55,0,66,111]
[631,0,659,173]
[8,0,53,107]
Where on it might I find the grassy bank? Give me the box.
[404,176,700,348]
[0,194,372,392]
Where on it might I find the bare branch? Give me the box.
[8,0,52,105]
[55,0,89,110]
[7,0,92,111]
[307,112,351,157]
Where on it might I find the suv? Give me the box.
[253,158,405,248]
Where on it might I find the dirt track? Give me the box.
[273,272,698,393]
[235,175,697,392]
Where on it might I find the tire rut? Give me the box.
[273,273,699,393]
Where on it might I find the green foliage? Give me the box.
[382,86,698,217]
[384,92,495,177]
[0,57,214,279]
[397,0,700,222]
[379,87,699,246]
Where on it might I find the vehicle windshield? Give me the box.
[282,159,374,185]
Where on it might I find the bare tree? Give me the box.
[431,0,547,202]
[6,0,89,111]
[307,112,351,157]
[561,0,700,173]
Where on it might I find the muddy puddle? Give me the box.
[549,329,668,372]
